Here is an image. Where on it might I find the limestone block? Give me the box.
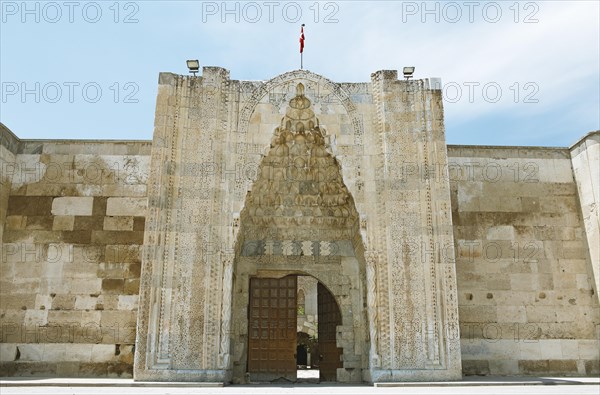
[81,310,102,325]
[518,341,542,360]
[117,295,139,311]
[8,196,53,216]
[100,310,136,327]
[458,306,497,323]
[51,197,94,216]
[18,344,44,361]
[510,274,553,292]
[106,198,147,217]
[43,344,67,362]
[486,341,519,360]
[34,294,52,310]
[102,279,124,294]
[0,344,18,362]
[462,360,490,375]
[8,154,44,189]
[67,344,92,362]
[38,278,66,294]
[24,309,48,326]
[540,340,564,359]
[488,359,519,375]
[553,274,577,289]
[74,295,98,310]
[43,261,64,279]
[103,216,134,231]
[6,215,26,230]
[550,360,579,374]
[578,340,600,359]
[96,295,119,310]
[486,226,515,241]
[525,306,557,323]
[69,279,102,294]
[555,307,580,323]
[97,262,128,278]
[560,340,579,359]
[63,262,98,280]
[53,216,74,231]
[91,344,116,362]
[0,293,37,309]
[575,274,592,290]
[496,306,526,323]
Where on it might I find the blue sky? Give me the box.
[1,0,598,146]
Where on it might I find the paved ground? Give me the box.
[1,377,599,395]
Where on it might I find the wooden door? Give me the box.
[248,276,297,381]
[317,282,342,381]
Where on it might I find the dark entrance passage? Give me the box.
[296,344,308,366]
[317,282,343,381]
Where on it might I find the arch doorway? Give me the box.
[230,82,368,384]
[247,274,342,382]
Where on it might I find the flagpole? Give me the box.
[300,23,305,70]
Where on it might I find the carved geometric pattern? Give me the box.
[240,83,359,247]
[241,240,352,257]
[370,71,392,368]
[136,69,462,382]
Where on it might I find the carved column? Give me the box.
[218,252,235,369]
[365,250,380,368]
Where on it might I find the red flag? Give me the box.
[300,24,305,53]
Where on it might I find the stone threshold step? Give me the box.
[0,379,223,387]
[1,377,598,388]
[375,377,599,387]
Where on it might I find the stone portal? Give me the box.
[134,68,463,383]
[231,83,367,383]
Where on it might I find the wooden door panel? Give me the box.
[248,276,297,381]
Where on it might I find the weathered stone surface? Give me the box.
[134,69,462,384]
[570,132,600,300]
[1,79,598,382]
[103,216,134,231]
[0,344,18,362]
[450,143,599,377]
[52,215,74,231]
[106,198,147,217]
[0,130,148,380]
[51,197,94,216]
[7,196,53,216]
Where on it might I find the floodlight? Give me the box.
[187,60,200,76]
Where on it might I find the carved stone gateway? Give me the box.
[134,68,462,382]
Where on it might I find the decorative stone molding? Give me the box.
[365,250,380,369]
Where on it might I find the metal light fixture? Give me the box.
[403,66,415,80]
[186,59,200,76]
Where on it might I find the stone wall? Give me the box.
[0,131,151,377]
[449,145,600,376]
[1,79,598,380]
[1,124,18,263]
[297,276,318,338]
[570,132,600,298]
